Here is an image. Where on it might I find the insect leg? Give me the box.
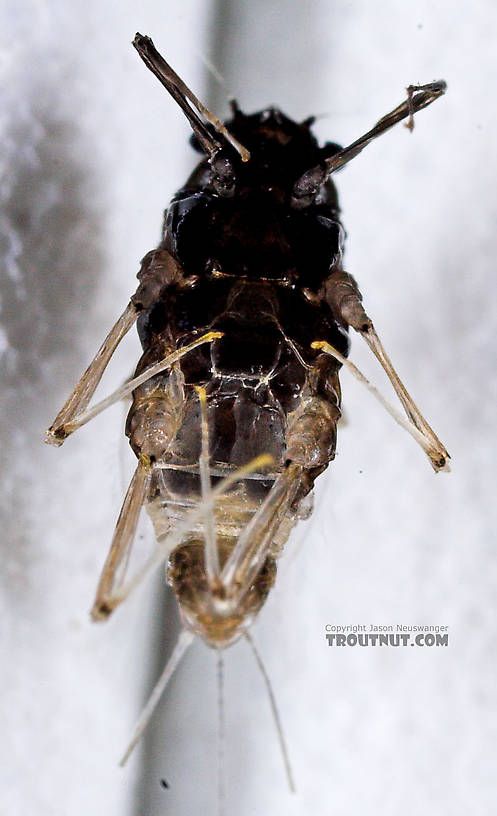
[292,82,446,205]
[101,454,274,615]
[222,361,341,602]
[45,302,137,446]
[220,463,304,601]
[91,456,152,621]
[46,248,184,446]
[404,82,446,132]
[194,386,221,586]
[325,270,449,471]
[312,341,448,469]
[58,331,223,439]
[323,81,447,175]
[133,34,250,163]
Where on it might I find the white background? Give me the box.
[1,2,496,815]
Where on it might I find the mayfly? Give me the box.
[46,33,449,785]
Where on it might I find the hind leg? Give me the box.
[91,457,152,621]
[220,353,342,602]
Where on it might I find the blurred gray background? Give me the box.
[1,1,496,814]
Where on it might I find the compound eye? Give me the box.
[291,165,327,209]
[211,154,237,198]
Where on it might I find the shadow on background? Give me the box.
[0,80,103,601]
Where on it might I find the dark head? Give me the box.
[133,33,447,215]
[132,34,342,211]
[198,106,342,208]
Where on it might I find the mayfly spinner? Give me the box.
[46,33,449,779]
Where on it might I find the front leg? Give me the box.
[325,269,449,472]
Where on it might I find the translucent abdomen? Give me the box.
[126,279,343,645]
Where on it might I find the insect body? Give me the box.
[126,98,352,647]
[46,33,449,765]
